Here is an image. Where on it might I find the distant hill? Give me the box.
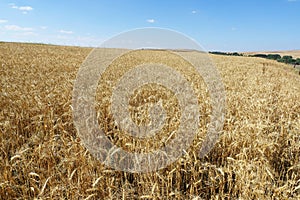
[245,50,300,59]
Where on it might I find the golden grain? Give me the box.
[0,42,299,199]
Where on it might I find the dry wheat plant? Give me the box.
[0,42,299,199]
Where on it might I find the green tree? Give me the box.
[279,55,294,64]
[282,55,293,60]
[232,52,241,56]
[267,54,281,60]
[252,54,268,58]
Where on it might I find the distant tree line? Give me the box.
[209,51,243,56]
[250,54,300,65]
[209,51,300,65]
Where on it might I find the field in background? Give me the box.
[245,50,300,59]
[0,42,299,199]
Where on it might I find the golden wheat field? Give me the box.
[0,42,299,199]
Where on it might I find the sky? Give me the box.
[0,0,299,52]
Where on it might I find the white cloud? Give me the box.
[59,30,74,34]
[9,3,18,9]
[40,26,47,30]
[10,3,33,13]
[0,19,8,23]
[4,25,33,31]
[147,19,155,23]
[20,32,38,36]
[18,6,33,11]
[231,27,237,31]
[192,10,197,14]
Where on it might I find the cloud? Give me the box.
[287,0,297,2]
[18,6,33,11]
[59,30,74,34]
[147,19,155,23]
[20,32,38,36]
[9,3,18,9]
[231,27,237,31]
[4,25,33,31]
[10,3,33,13]
[0,19,8,23]
[40,26,47,30]
[192,10,197,14]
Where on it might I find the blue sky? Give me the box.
[0,0,299,51]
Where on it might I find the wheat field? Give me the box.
[0,42,299,199]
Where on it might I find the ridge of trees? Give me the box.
[209,51,300,65]
[209,51,243,56]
